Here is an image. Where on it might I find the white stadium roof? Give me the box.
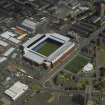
[23,33,75,66]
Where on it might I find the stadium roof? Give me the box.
[23,33,75,66]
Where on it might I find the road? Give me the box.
[41,48,77,85]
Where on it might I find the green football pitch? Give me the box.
[64,54,89,73]
[37,41,61,56]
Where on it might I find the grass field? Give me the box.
[53,71,76,88]
[96,47,105,66]
[32,84,41,92]
[64,54,89,73]
[36,40,61,56]
[0,101,3,105]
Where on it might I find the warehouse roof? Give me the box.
[5,81,28,101]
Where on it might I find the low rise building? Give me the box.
[16,19,37,34]
[5,81,28,101]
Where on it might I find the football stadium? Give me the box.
[32,38,63,57]
[22,33,75,69]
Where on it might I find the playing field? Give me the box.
[0,101,3,105]
[64,54,89,73]
[96,47,105,66]
[36,39,62,56]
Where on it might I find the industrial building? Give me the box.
[16,19,37,34]
[69,16,98,38]
[0,31,20,44]
[22,33,75,69]
[5,81,28,101]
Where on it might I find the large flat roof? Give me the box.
[33,38,62,56]
[5,81,28,101]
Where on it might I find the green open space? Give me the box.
[96,47,105,66]
[31,84,41,92]
[0,101,4,105]
[36,40,61,56]
[53,71,88,90]
[53,71,77,88]
[64,54,89,73]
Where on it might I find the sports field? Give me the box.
[64,54,89,73]
[36,39,62,56]
[0,101,3,105]
[96,47,105,66]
